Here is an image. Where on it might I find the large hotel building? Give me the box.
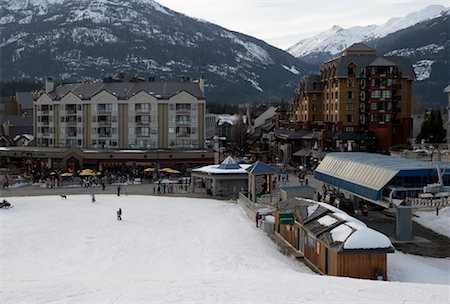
[289,43,415,151]
[0,77,213,172]
[34,77,206,150]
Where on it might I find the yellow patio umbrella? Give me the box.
[79,170,95,176]
[61,172,73,177]
[160,168,173,173]
[144,168,155,173]
[169,169,180,174]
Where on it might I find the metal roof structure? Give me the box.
[246,161,279,175]
[315,152,450,201]
[218,156,241,170]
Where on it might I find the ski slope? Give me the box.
[1,195,448,303]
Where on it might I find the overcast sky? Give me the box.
[156,0,448,49]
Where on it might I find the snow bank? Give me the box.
[1,194,448,303]
[414,207,450,238]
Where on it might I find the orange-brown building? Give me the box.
[275,198,394,280]
[289,43,415,151]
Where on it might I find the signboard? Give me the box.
[278,213,294,225]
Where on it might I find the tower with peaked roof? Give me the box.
[288,43,415,152]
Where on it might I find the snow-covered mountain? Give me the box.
[369,12,450,108]
[0,0,313,103]
[287,5,447,60]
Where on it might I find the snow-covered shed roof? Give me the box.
[279,197,393,252]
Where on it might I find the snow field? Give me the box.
[1,195,449,303]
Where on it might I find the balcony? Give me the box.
[98,108,112,114]
[135,132,150,137]
[98,133,112,138]
[176,120,191,125]
[67,132,77,137]
[66,120,77,126]
[176,132,190,137]
[135,107,150,113]
[136,120,150,125]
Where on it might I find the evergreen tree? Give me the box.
[416,109,446,143]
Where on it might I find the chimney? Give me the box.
[199,75,205,95]
[45,77,54,93]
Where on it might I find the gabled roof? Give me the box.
[344,43,375,53]
[49,81,204,100]
[218,156,241,170]
[444,84,450,93]
[369,57,398,67]
[246,161,278,175]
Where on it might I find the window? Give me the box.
[346,114,353,122]
[385,114,391,122]
[347,67,354,75]
[151,127,158,134]
[347,79,355,88]
[371,103,378,110]
[381,90,391,98]
[345,126,354,132]
[129,127,134,135]
[169,116,176,123]
[169,104,175,111]
[61,117,65,122]
[335,91,338,99]
[169,127,175,133]
[371,90,381,98]
[192,116,198,123]
[312,94,317,101]
[347,91,355,99]
[345,103,355,111]
[192,103,198,111]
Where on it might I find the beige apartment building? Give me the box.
[34,77,206,150]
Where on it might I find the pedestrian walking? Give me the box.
[101,181,105,191]
[255,212,262,228]
[124,183,128,196]
[91,194,96,203]
[117,185,121,196]
[317,191,322,202]
[117,208,122,221]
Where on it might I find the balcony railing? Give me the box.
[136,120,150,125]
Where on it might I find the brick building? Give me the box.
[289,43,415,152]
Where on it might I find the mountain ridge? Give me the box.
[0,0,314,103]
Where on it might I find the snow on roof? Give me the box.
[192,164,251,174]
[217,114,238,126]
[317,215,338,227]
[307,204,319,217]
[330,224,353,243]
[13,134,34,141]
[343,226,393,250]
[317,201,345,214]
[333,212,367,227]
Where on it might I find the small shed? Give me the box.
[280,185,315,201]
[275,198,394,280]
[191,156,250,198]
